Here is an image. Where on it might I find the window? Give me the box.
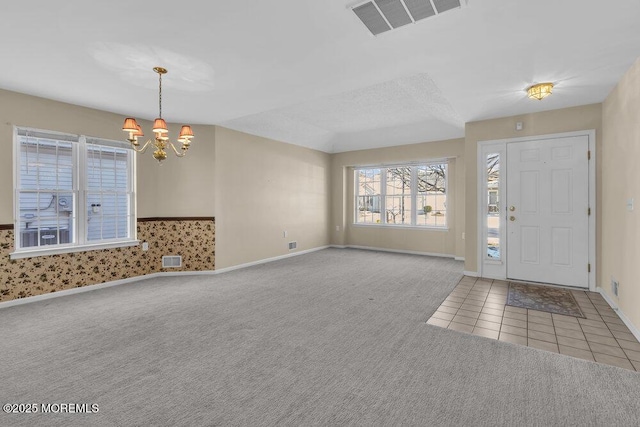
[385,167,412,225]
[486,153,500,260]
[354,162,448,228]
[13,127,136,257]
[86,142,132,241]
[356,168,382,224]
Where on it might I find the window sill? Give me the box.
[351,223,449,231]
[10,240,140,260]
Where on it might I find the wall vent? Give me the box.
[351,0,467,36]
[288,241,297,251]
[162,255,182,268]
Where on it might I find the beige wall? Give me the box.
[464,104,602,274]
[141,123,216,218]
[602,58,640,330]
[331,139,465,258]
[214,126,331,269]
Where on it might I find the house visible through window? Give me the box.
[14,128,136,255]
[356,168,382,224]
[355,162,448,228]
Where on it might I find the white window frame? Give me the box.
[353,160,449,229]
[11,127,138,259]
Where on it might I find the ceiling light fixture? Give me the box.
[122,67,194,163]
[527,82,554,101]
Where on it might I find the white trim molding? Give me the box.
[597,287,640,343]
[332,244,458,259]
[213,246,330,274]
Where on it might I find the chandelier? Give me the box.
[527,82,554,101]
[122,67,194,162]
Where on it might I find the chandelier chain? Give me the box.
[158,72,162,118]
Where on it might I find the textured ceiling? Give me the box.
[1,0,639,152]
[221,74,463,152]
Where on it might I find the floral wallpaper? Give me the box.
[0,219,215,302]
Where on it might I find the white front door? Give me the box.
[506,135,590,288]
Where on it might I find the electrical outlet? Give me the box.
[611,277,619,297]
[283,231,288,238]
[142,242,149,251]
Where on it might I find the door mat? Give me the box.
[507,283,585,318]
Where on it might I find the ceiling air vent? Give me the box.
[351,0,467,36]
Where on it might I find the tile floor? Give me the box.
[427,276,640,372]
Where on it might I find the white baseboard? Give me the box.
[332,244,456,259]
[463,270,479,277]
[597,287,640,343]
[210,246,330,274]
[454,257,465,261]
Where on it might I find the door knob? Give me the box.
[509,206,516,211]
[509,216,516,221]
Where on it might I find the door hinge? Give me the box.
[588,207,591,216]
[588,150,591,160]
[588,263,591,273]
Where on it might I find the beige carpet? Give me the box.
[0,248,638,426]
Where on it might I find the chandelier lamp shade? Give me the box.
[527,82,554,101]
[122,67,195,163]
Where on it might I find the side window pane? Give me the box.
[417,164,447,227]
[487,153,500,259]
[356,168,382,224]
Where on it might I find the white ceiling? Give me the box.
[1,0,639,153]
